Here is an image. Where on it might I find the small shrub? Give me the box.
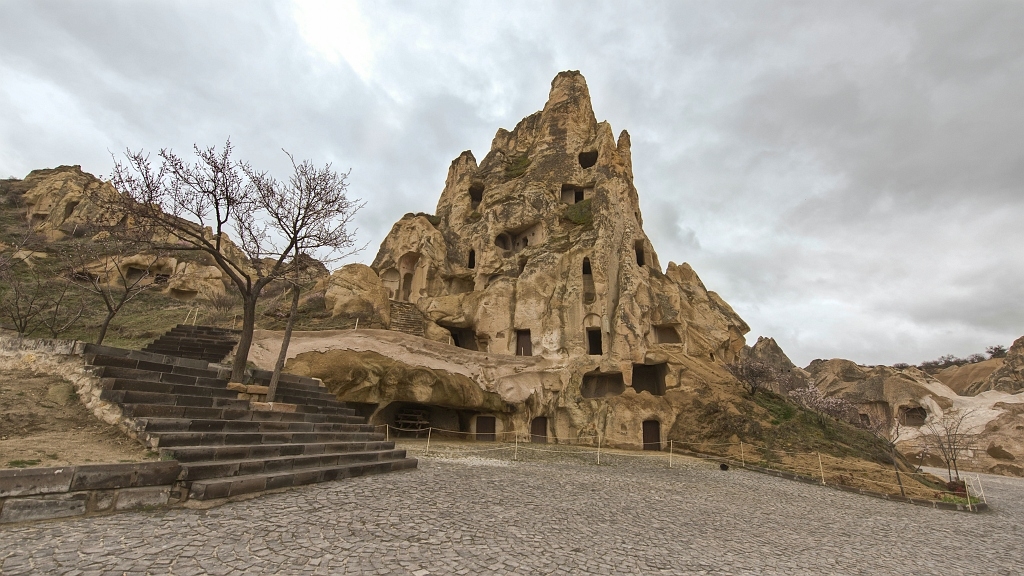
[562,198,593,226]
[504,154,531,179]
[7,459,41,468]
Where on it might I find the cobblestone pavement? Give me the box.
[2,445,1022,575]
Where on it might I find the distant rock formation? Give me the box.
[805,355,1024,476]
[963,336,1024,395]
[3,165,237,301]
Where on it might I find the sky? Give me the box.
[1,0,1022,367]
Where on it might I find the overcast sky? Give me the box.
[2,1,1022,367]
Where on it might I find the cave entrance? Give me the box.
[899,406,927,426]
[400,273,413,301]
[587,328,603,355]
[469,182,484,210]
[642,420,661,451]
[531,417,548,443]
[380,401,467,438]
[515,329,532,356]
[582,257,595,303]
[578,150,598,169]
[467,249,475,269]
[64,201,79,220]
[476,416,496,441]
[442,324,479,351]
[632,363,667,396]
[653,325,681,344]
[634,241,646,267]
[581,371,625,398]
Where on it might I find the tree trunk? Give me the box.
[96,311,115,345]
[231,295,258,382]
[267,284,300,403]
[890,446,905,497]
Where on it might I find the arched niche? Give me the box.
[381,268,400,300]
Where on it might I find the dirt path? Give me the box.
[0,369,156,468]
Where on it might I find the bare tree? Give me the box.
[62,237,165,345]
[726,359,777,396]
[924,408,977,483]
[111,141,362,382]
[242,154,363,401]
[0,268,49,336]
[40,277,85,339]
[869,412,907,497]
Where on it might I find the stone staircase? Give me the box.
[141,325,240,363]
[388,301,425,337]
[86,326,416,501]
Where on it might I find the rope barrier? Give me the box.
[372,422,984,503]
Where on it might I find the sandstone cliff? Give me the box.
[283,72,755,449]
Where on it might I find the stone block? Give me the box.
[0,466,75,498]
[0,493,87,523]
[250,402,297,413]
[245,385,270,395]
[114,486,170,510]
[70,463,136,491]
[226,382,248,392]
[93,490,116,511]
[133,461,181,486]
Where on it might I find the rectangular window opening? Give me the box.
[586,328,603,355]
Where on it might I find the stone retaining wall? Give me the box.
[0,461,181,524]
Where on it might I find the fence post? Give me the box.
[514,434,519,462]
[669,440,673,468]
[354,317,359,330]
[597,434,602,465]
[386,424,389,442]
[964,477,973,512]
[426,427,431,455]
[817,452,825,485]
[740,442,745,467]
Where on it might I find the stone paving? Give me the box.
[1,444,1022,575]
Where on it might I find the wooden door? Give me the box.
[530,417,547,443]
[476,416,496,442]
[642,420,661,451]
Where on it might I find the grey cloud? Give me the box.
[1,0,1020,367]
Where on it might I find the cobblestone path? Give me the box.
[1,449,1021,575]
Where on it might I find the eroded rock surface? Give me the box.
[259,72,753,449]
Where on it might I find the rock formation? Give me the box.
[806,357,1024,476]
[287,71,752,449]
[963,336,1024,395]
[3,165,235,301]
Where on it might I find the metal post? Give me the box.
[669,440,673,468]
[385,424,389,442]
[740,442,745,467]
[354,317,359,330]
[597,434,602,465]
[426,427,431,455]
[818,452,825,485]
[964,477,973,512]
[514,434,519,461]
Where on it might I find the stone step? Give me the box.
[161,440,398,463]
[119,403,342,424]
[100,389,250,410]
[96,364,225,383]
[135,417,369,434]
[178,449,408,481]
[87,354,223,378]
[102,378,238,400]
[187,457,417,500]
[151,429,384,448]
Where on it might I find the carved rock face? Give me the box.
[308,72,757,449]
[371,71,749,372]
